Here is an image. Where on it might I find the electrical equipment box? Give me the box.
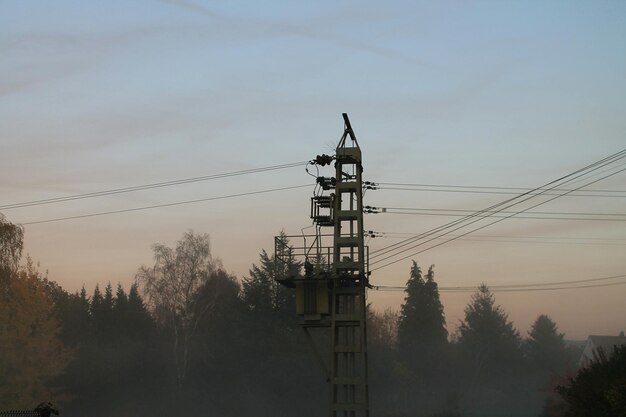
[295,280,330,320]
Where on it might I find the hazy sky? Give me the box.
[2,0,625,340]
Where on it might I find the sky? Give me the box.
[1,0,625,340]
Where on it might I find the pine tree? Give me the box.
[526,314,567,374]
[91,284,103,318]
[241,232,299,317]
[397,262,448,368]
[457,284,522,378]
[242,249,276,314]
[115,283,128,311]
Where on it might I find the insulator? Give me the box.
[316,176,336,190]
[314,154,334,166]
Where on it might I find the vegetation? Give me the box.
[555,344,626,417]
[1,216,599,417]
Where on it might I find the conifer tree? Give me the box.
[241,232,298,316]
[397,262,448,368]
[526,314,567,374]
[456,284,522,381]
[91,284,103,318]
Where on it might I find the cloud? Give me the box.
[156,0,431,66]
[159,0,218,18]
[0,26,169,97]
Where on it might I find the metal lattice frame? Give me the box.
[329,114,369,417]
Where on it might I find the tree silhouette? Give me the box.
[136,231,221,393]
[526,314,568,374]
[457,284,521,359]
[556,344,626,416]
[0,214,24,275]
[0,259,73,408]
[395,262,449,414]
[242,232,299,317]
[397,262,448,371]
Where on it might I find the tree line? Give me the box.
[1,215,622,417]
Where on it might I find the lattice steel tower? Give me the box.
[275,113,369,417]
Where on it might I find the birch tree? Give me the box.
[136,231,221,393]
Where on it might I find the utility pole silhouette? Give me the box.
[275,113,369,417]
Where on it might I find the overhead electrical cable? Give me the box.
[373,280,626,292]
[371,163,626,269]
[1,161,308,210]
[376,183,626,195]
[370,163,626,271]
[375,186,626,198]
[370,149,626,259]
[368,149,626,269]
[379,207,626,217]
[372,232,626,241]
[374,162,626,198]
[368,232,626,246]
[376,187,625,198]
[20,184,310,225]
[371,273,626,292]
[380,208,626,222]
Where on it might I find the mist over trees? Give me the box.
[1,219,613,417]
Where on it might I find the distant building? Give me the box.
[578,331,626,367]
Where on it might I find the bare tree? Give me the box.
[136,230,221,393]
[0,214,24,274]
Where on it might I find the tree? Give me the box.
[242,231,299,317]
[556,344,626,417]
[126,283,153,338]
[0,216,72,408]
[397,262,448,368]
[457,284,521,364]
[0,214,24,275]
[526,314,568,374]
[394,262,449,414]
[186,270,245,414]
[0,259,73,409]
[454,285,526,415]
[135,231,221,393]
[369,307,399,349]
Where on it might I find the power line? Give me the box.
[380,208,626,222]
[374,280,626,292]
[1,161,308,211]
[370,150,626,260]
[369,149,626,270]
[375,185,626,198]
[369,232,626,246]
[379,207,626,217]
[373,232,626,241]
[371,274,626,292]
[20,184,310,225]
[371,165,626,270]
[373,163,626,198]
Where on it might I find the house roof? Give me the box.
[588,334,626,351]
[578,333,626,367]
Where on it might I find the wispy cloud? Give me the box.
[159,0,218,18]
[0,26,168,97]
[156,0,431,66]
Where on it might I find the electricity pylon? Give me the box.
[275,113,369,417]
